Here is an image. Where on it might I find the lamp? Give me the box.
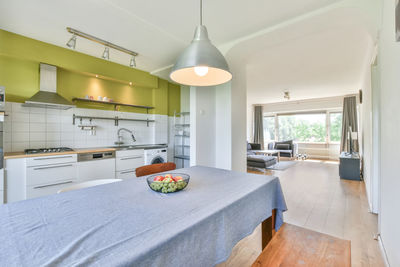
[170,0,232,86]
[102,47,110,60]
[129,56,136,68]
[66,34,76,49]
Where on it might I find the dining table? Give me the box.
[0,165,287,267]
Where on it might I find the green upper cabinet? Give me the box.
[0,29,180,115]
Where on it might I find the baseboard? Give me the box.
[377,235,391,267]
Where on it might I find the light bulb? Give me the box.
[194,66,209,76]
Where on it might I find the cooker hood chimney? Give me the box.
[23,63,75,110]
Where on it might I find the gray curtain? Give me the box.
[340,96,359,152]
[253,106,264,149]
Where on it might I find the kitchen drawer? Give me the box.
[26,180,75,199]
[116,155,143,171]
[116,149,144,158]
[78,159,115,182]
[26,163,77,186]
[116,169,137,180]
[26,154,77,167]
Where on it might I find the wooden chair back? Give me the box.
[135,162,176,177]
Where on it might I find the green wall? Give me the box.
[0,29,180,115]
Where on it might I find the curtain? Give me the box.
[253,106,264,149]
[340,96,359,152]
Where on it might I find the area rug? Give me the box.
[266,161,297,171]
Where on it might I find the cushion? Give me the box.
[274,140,293,150]
[247,142,252,151]
[276,144,290,150]
[247,155,277,168]
[247,155,276,163]
[277,150,292,154]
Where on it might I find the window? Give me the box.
[263,111,342,144]
[278,113,326,142]
[329,112,342,143]
[263,116,275,144]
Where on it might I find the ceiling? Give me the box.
[244,7,375,105]
[0,0,340,77]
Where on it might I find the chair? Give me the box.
[57,179,122,193]
[135,162,176,177]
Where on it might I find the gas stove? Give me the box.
[24,147,74,154]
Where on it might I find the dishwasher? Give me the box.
[77,151,116,182]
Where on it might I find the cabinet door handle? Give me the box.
[120,156,142,160]
[33,164,73,170]
[33,156,74,160]
[33,181,73,189]
[120,170,136,174]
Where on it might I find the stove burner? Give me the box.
[25,147,74,154]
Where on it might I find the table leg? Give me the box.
[261,209,276,250]
[277,152,280,162]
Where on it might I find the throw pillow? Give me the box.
[247,142,252,151]
[276,143,290,150]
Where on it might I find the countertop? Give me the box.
[4,144,167,160]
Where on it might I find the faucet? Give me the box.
[115,128,136,145]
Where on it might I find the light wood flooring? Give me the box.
[218,160,384,267]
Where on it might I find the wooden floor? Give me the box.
[218,160,384,267]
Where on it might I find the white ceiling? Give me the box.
[244,7,375,105]
[0,0,340,76]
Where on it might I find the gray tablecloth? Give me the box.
[0,166,287,267]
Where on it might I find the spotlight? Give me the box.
[102,47,110,60]
[66,34,76,49]
[129,56,136,68]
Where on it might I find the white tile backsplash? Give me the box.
[4,102,168,152]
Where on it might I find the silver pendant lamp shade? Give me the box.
[170,0,232,86]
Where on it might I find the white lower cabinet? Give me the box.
[26,180,76,199]
[116,149,144,179]
[6,155,77,203]
[77,159,115,182]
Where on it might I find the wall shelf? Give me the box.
[72,98,154,113]
[72,114,155,127]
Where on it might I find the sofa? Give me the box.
[247,142,277,169]
[267,140,298,158]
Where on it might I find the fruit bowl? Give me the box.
[147,173,190,193]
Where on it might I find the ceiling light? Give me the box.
[170,0,232,86]
[95,74,99,78]
[102,47,110,60]
[129,82,132,86]
[284,91,290,100]
[129,56,136,68]
[66,34,76,49]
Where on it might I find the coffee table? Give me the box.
[255,149,281,162]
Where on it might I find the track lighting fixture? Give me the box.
[66,34,76,49]
[102,47,110,60]
[129,56,136,68]
[66,27,139,67]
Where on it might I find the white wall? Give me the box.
[377,0,400,265]
[215,82,232,170]
[190,86,216,168]
[4,102,166,152]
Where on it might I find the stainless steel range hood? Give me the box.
[23,63,75,110]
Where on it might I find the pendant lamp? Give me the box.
[170,0,232,86]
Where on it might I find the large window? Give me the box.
[329,112,342,143]
[278,113,326,142]
[263,111,342,144]
[263,116,275,142]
